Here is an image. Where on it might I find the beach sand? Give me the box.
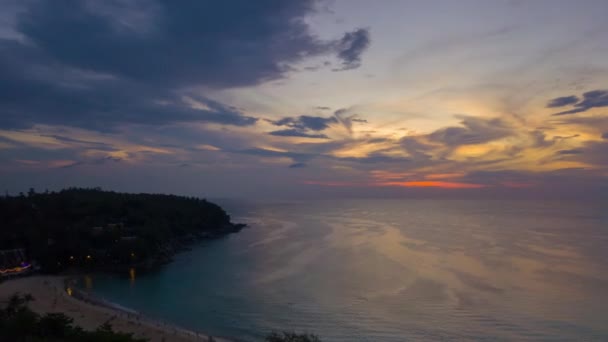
[0,276,231,342]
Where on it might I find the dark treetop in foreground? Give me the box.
[0,188,244,273]
[0,294,322,341]
[0,293,147,342]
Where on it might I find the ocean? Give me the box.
[81,199,608,341]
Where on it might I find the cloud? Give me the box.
[603,132,608,139]
[546,95,579,108]
[268,115,338,139]
[39,135,113,150]
[235,147,310,162]
[556,149,583,155]
[551,90,608,115]
[333,28,371,71]
[269,129,329,139]
[574,141,608,166]
[400,136,434,160]
[338,153,408,164]
[0,40,258,130]
[289,162,307,168]
[60,155,122,169]
[272,115,338,131]
[0,0,370,131]
[16,0,339,88]
[428,115,512,146]
[333,107,368,134]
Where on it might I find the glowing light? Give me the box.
[379,181,485,189]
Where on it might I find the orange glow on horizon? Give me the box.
[379,181,486,189]
[303,180,486,189]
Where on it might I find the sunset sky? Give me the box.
[1,0,608,198]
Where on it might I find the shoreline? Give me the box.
[0,275,233,342]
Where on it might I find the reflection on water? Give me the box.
[87,199,608,341]
[129,267,136,287]
[84,275,93,290]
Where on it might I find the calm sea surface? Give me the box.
[82,199,608,341]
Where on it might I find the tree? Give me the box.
[0,293,149,341]
[38,313,75,338]
[266,332,322,342]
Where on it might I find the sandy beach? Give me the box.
[0,276,231,342]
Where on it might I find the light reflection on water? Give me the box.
[86,199,608,341]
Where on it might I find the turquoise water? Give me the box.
[83,199,608,341]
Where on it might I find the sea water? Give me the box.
[84,199,608,341]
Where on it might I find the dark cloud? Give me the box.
[575,141,608,166]
[530,130,555,148]
[339,153,408,164]
[235,148,311,162]
[269,129,329,139]
[40,135,113,150]
[0,39,257,130]
[400,136,434,160]
[288,162,307,168]
[428,116,512,146]
[333,28,371,71]
[272,115,338,131]
[269,115,337,139]
[0,0,370,131]
[235,145,408,167]
[367,137,388,143]
[461,169,608,198]
[552,90,608,115]
[61,155,122,169]
[602,132,608,139]
[315,106,331,111]
[556,149,583,155]
[546,95,579,108]
[17,0,322,88]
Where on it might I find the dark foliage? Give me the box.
[0,188,238,273]
[0,293,147,341]
[266,331,322,342]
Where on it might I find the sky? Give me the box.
[1,0,608,199]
